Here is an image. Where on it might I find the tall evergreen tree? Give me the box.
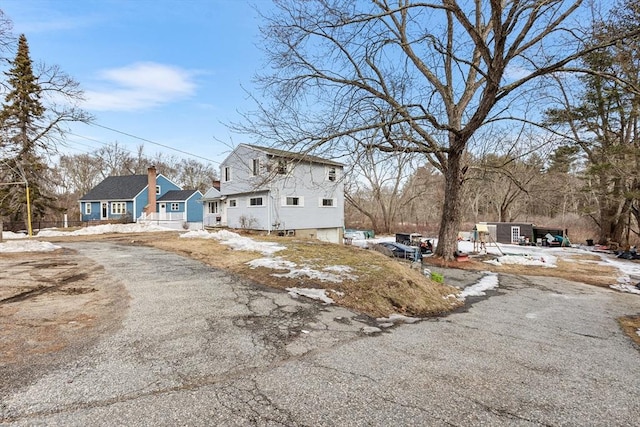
[0,34,53,228]
[0,31,89,229]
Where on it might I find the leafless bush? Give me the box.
[238,215,258,230]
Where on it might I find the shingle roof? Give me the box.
[157,190,200,202]
[79,175,149,201]
[244,144,344,167]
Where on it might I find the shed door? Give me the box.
[511,226,521,244]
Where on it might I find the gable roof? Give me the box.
[201,187,222,200]
[80,175,149,201]
[242,144,344,167]
[157,190,201,202]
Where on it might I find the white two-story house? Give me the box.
[202,144,345,244]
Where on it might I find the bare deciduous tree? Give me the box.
[344,144,419,234]
[237,0,634,259]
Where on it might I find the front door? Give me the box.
[511,226,521,244]
[159,203,167,220]
[101,202,108,220]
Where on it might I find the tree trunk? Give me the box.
[435,149,464,261]
[595,172,629,245]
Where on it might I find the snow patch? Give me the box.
[610,284,640,295]
[1,231,28,240]
[248,257,358,283]
[484,254,557,268]
[37,223,174,237]
[181,229,286,255]
[376,313,420,324]
[286,287,335,304]
[247,257,296,270]
[459,272,499,299]
[0,240,61,253]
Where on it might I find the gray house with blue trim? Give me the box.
[79,166,202,227]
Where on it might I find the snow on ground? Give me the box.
[247,257,297,270]
[248,257,358,283]
[1,231,28,240]
[484,254,557,268]
[376,313,420,324]
[459,272,499,298]
[183,229,358,283]
[36,223,176,237]
[286,288,336,304]
[0,240,60,253]
[181,229,286,255]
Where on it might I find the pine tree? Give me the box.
[0,34,55,229]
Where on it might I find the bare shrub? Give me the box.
[238,215,258,230]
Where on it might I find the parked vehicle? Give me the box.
[377,241,421,260]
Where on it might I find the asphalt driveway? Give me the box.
[2,241,639,426]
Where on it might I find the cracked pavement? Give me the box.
[1,241,639,426]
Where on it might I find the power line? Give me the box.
[88,122,222,165]
[65,133,118,153]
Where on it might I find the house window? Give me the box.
[252,159,260,176]
[284,196,303,206]
[321,198,335,207]
[85,203,91,214]
[208,201,219,214]
[249,197,263,206]
[277,159,288,174]
[327,167,337,182]
[171,203,180,211]
[229,199,237,207]
[111,202,126,215]
[224,166,231,182]
[156,185,161,195]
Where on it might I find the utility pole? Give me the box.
[0,180,33,237]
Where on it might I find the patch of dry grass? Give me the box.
[425,253,620,287]
[618,316,640,347]
[145,234,462,318]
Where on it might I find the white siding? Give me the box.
[219,144,344,235]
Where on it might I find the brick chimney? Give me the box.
[145,166,157,215]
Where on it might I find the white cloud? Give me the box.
[503,64,531,81]
[83,62,196,111]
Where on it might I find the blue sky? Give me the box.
[1,0,271,166]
